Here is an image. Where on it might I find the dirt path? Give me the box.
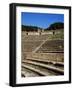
[32,39,48,53]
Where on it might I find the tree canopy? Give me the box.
[22,22,64,32]
[45,22,64,30]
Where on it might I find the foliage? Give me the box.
[22,25,42,32]
[45,22,64,30]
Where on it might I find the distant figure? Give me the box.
[39,29,42,35]
[53,31,55,35]
[26,32,28,35]
[39,31,42,35]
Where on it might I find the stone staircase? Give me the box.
[21,58,64,77]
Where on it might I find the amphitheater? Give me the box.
[21,30,64,77]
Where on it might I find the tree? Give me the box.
[45,22,64,30]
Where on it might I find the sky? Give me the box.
[21,12,64,29]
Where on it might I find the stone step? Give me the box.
[22,64,51,76]
[24,58,64,66]
[21,68,40,77]
[22,60,64,75]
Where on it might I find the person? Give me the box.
[53,31,55,35]
[39,31,41,35]
[26,32,28,35]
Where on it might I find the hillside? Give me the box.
[45,22,64,30]
[22,25,42,32]
[22,22,64,32]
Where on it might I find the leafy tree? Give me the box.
[45,22,64,30]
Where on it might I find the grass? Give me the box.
[48,29,64,40]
